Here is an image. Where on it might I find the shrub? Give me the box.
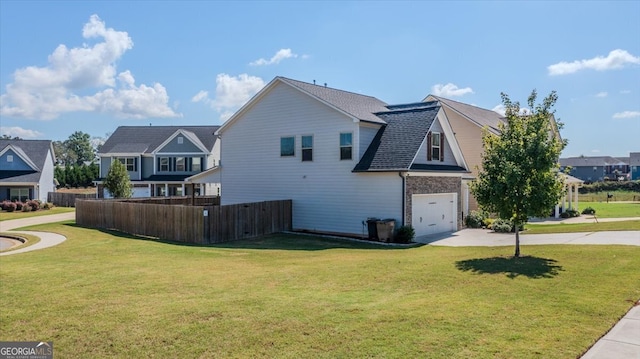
[21,204,32,212]
[0,201,7,210]
[394,225,415,244]
[561,209,580,218]
[581,207,596,215]
[15,202,23,211]
[4,202,17,212]
[492,218,513,233]
[27,200,41,211]
[42,202,54,210]
[465,210,486,228]
[483,218,495,229]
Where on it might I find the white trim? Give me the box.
[151,129,209,154]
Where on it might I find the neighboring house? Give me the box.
[560,156,630,183]
[215,77,469,239]
[0,139,56,203]
[630,152,640,180]
[96,126,220,198]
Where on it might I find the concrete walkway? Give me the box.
[0,211,75,256]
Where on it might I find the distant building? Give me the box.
[0,139,57,202]
[560,156,630,183]
[630,152,640,181]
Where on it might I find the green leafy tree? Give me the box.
[103,160,132,198]
[470,90,566,257]
[65,131,95,165]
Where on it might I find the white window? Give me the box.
[159,157,170,172]
[192,157,202,172]
[281,137,295,157]
[7,155,13,162]
[340,133,353,160]
[176,157,185,171]
[431,132,441,161]
[10,188,29,201]
[178,136,184,144]
[302,135,313,162]
[118,157,136,172]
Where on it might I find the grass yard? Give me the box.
[0,207,75,221]
[579,201,640,218]
[579,190,640,202]
[1,223,639,358]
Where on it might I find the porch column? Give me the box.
[164,183,169,197]
[555,204,560,218]
[181,184,185,196]
[200,184,205,195]
[567,185,573,210]
[574,185,579,211]
[148,184,151,198]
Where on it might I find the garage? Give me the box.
[411,193,457,237]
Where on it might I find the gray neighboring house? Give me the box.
[631,152,640,180]
[0,139,56,203]
[96,126,220,198]
[560,156,630,182]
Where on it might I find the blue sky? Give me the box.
[1,1,638,158]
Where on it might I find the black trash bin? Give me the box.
[366,218,379,240]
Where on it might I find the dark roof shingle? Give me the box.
[0,139,54,183]
[99,126,219,154]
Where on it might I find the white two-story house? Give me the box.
[215,77,470,238]
[96,126,220,198]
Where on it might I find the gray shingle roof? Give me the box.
[630,153,640,166]
[99,126,219,154]
[428,95,505,133]
[0,139,53,183]
[278,77,389,124]
[560,156,628,167]
[354,102,441,171]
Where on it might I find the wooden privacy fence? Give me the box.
[120,196,220,206]
[76,199,292,244]
[48,192,95,207]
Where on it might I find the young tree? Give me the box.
[471,90,566,257]
[103,160,133,198]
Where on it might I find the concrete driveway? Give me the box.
[417,228,640,247]
[0,211,75,256]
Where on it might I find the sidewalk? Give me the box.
[529,215,640,225]
[0,211,75,256]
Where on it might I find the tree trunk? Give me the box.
[514,224,520,257]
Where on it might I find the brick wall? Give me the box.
[405,176,462,228]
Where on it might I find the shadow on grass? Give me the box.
[455,256,563,279]
[67,223,416,251]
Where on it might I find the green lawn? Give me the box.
[579,201,640,218]
[0,207,75,221]
[579,190,640,202]
[1,222,639,358]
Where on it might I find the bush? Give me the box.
[394,225,415,243]
[0,201,7,210]
[4,202,17,212]
[492,218,513,233]
[42,202,54,210]
[581,207,596,215]
[27,200,41,211]
[483,218,495,229]
[15,202,23,211]
[21,204,32,212]
[465,210,486,228]
[560,209,580,218]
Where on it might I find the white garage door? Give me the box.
[412,193,457,237]
[104,186,150,199]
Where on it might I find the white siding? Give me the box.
[220,82,403,235]
[38,149,56,202]
[413,115,458,166]
[358,124,381,160]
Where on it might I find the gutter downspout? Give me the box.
[398,171,406,227]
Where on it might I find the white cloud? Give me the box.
[491,104,531,116]
[595,92,608,98]
[0,14,180,120]
[250,48,298,66]
[590,149,601,153]
[547,49,640,76]
[431,83,474,97]
[612,111,640,119]
[191,90,209,103]
[0,126,43,139]
[192,73,265,120]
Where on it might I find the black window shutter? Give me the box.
[427,131,432,161]
[440,133,445,162]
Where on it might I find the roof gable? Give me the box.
[0,139,54,183]
[560,156,629,167]
[100,126,219,155]
[0,145,39,171]
[426,95,505,134]
[153,129,210,154]
[217,76,389,135]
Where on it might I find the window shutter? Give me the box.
[440,133,445,162]
[134,157,138,171]
[427,131,432,161]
